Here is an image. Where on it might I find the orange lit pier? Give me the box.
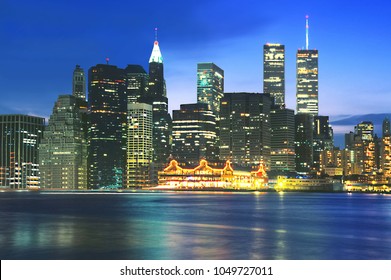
[151,159,268,191]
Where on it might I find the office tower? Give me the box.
[313,116,333,173]
[172,103,217,167]
[126,103,153,188]
[197,63,224,117]
[263,43,285,107]
[0,115,44,189]
[73,65,86,100]
[124,64,149,104]
[148,33,172,164]
[88,64,126,189]
[39,95,87,189]
[297,16,319,116]
[220,92,271,169]
[295,114,314,174]
[270,107,295,174]
[355,121,374,141]
[383,117,390,137]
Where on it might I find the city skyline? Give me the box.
[1,1,391,131]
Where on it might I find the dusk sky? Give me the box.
[1,0,391,134]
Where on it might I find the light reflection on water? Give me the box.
[1,192,391,259]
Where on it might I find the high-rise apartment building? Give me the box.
[73,65,86,100]
[296,16,319,116]
[270,107,295,174]
[87,64,127,189]
[220,92,271,169]
[0,115,44,189]
[39,95,87,189]
[197,63,224,117]
[126,103,153,188]
[263,44,285,107]
[172,103,217,167]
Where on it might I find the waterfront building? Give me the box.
[355,121,375,173]
[126,103,153,188]
[73,65,86,100]
[39,95,87,189]
[87,64,127,189]
[295,114,314,174]
[296,16,318,116]
[220,92,271,169]
[263,43,285,107]
[270,107,295,174]
[156,159,268,190]
[172,103,217,167]
[0,115,44,189]
[197,63,224,117]
[147,34,172,164]
[381,117,391,178]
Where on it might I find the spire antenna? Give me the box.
[305,15,309,50]
[155,27,158,42]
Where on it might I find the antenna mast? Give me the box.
[305,15,309,50]
[155,27,158,42]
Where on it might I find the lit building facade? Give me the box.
[296,49,319,116]
[263,43,285,107]
[124,64,149,104]
[220,92,271,169]
[39,95,87,189]
[313,116,333,173]
[0,115,44,189]
[270,107,295,174]
[295,114,314,174]
[87,64,127,189]
[126,103,153,188]
[197,63,224,117]
[73,65,86,100]
[172,103,217,167]
[381,118,391,178]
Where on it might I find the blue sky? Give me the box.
[1,0,391,130]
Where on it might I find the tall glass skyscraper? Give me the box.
[264,44,285,107]
[220,92,271,169]
[197,63,224,117]
[87,64,126,189]
[0,115,44,189]
[172,103,217,167]
[296,17,319,116]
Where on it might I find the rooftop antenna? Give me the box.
[105,57,110,65]
[305,15,309,50]
[155,27,158,42]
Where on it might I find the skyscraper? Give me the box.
[313,116,333,173]
[295,114,314,174]
[87,64,126,189]
[39,95,87,189]
[73,65,86,100]
[147,33,171,164]
[172,103,217,167]
[381,117,391,178]
[0,115,44,189]
[197,63,224,117]
[126,103,153,188]
[124,64,149,104]
[297,16,319,116]
[220,92,271,169]
[263,43,285,107]
[270,107,295,174]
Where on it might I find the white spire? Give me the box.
[149,28,163,63]
[305,15,309,50]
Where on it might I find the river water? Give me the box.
[1,191,390,259]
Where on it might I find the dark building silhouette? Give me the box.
[295,114,314,174]
[87,64,126,189]
[172,103,217,167]
[220,92,271,169]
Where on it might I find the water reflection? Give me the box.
[1,192,391,259]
